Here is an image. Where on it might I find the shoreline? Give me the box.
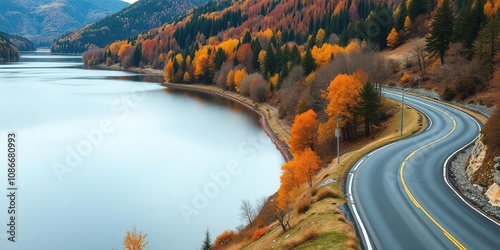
[95,63,292,162]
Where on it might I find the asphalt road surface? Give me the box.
[346,90,500,250]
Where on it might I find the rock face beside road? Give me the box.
[450,145,500,219]
[452,136,500,216]
[485,157,500,206]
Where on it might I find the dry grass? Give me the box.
[316,188,343,201]
[284,230,319,249]
[344,238,360,250]
[309,187,319,197]
[224,240,251,250]
[296,195,311,214]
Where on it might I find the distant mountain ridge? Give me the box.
[0,0,129,46]
[51,0,210,54]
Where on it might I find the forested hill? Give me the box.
[0,32,20,62]
[51,0,210,54]
[0,0,129,47]
[0,31,36,51]
[83,0,433,69]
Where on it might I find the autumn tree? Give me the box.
[324,73,363,140]
[404,16,412,35]
[234,68,247,92]
[315,28,325,46]
[289,109,318,154]
[226,70,235,90]
[236,43,253,71]
[295,148,321,187]
[426,0,455,65]
[357,81,382,138]
[123,226,148,250]
[164,59,174,82]
[387,28,400,48]
[239,199,256,227]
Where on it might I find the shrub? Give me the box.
[214,230,237,248]
[316,189,342,201]
[284,230,319,249]
[251,228,267,241]
[296,197,311,214]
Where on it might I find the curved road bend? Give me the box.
[346,90,500,249]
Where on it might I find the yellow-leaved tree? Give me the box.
[123,226,148,250]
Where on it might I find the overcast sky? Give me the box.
[122,0,138,3]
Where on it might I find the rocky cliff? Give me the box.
[466,137,500,206]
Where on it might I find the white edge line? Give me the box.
[347,164,373,250]
[348,90,436,250]
[442,114,500,227]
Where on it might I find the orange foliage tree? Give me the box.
[325,74,363,126]
[123,226,148,250]
[164,59,174,82]
[324,73,363,140]
[213,230,237,248]
[295,148,322,187]
[289,109,318,154]
[387,28,399,48]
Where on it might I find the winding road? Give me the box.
[346,90,500,249]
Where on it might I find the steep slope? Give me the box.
[0,31,36,51]
[0,0,129,46]
[51,0,210,54]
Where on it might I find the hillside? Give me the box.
[0,31,36,51]
[51,0,210,54]
[0,0,129,46]
[0,32,20,62]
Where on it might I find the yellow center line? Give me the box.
[398,97,467,250]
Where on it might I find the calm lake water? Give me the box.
[0,50,283,249]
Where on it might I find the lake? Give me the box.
[0,50,283,249]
